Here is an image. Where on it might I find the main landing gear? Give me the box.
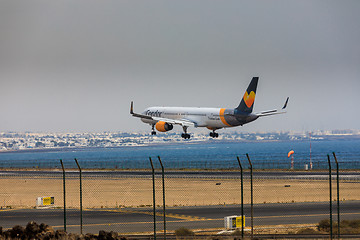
[210,130,219,138]
[181,126,191,139]
[181,133,190,139]
[151,124,156,135]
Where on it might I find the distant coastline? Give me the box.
[1,132,359,154]
[1,138,360,171]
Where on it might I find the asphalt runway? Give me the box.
[1,201,360,234]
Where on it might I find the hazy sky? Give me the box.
[1,0,359,133]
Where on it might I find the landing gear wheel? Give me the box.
[181,126,190,139]
[181,133,190,139]
[210,131,219,138]
[151,124,156,135]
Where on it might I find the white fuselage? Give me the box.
[140,106,256,129]
[141,107,225,128]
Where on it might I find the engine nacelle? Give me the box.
[155,121,174,132]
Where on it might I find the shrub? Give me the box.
[318,219,360,234]
[317,219,331,232]
[175,227,195,236]
[338,219,360,234]
[296,228,318,234]
[346,219,360,229]
[231,229,242,236]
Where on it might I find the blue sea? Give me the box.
[0,139,359,170]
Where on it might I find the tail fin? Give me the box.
[236,77,259,113]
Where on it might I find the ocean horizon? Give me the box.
[0,139,359,170]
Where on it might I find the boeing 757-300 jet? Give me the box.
[130,77,289,139]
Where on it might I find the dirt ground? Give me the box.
[0,175,359,208]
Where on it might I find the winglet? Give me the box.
[130,102,154,120]
[282,97,289,110]
[130,101,134,115]
[255,97,289,117]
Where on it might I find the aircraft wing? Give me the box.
[152,117,196,127]
[130,101,196,127]
[255,97,289,117]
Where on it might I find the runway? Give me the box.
[1,201,359,234]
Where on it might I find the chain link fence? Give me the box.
[0,153,359,238]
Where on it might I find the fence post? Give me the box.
[246,153,253,239]
[236,156,244,238]
[60,159,66,232]
[333,152,340,239]
[327,154,333,239]
[75,158,83,235]
[158,156,166,240]
[149,157,156,240]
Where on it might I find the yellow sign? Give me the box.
[233,216,245,228]
[42,197,54,206]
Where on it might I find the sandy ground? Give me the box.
[0,175,359,208]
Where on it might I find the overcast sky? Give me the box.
[1,0,359,133]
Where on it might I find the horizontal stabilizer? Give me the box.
[255,97,289,117]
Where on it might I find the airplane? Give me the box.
[130,77,289,139]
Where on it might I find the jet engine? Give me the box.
[155,121,174,132]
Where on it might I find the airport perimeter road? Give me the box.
[1,201,360,234]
